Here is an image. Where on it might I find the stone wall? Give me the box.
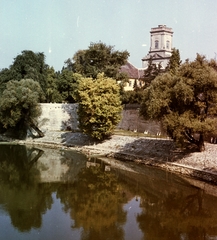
[38,103,163,135]
[118,106,164,135]
[38,103,79,132]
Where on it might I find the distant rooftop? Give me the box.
[120,62,144,79]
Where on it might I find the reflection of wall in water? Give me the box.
[35,148,87,182]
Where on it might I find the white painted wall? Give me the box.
[38,103,79,132]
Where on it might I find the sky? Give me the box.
[0,0,217,71]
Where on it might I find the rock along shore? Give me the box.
[1,131,217,184]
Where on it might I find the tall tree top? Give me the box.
[65,42,130,79]
[166,48,181,74]
[10,50,48,92]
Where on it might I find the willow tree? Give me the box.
[0,79,44,139]
[75,74,122,140]
[140,54,217,151]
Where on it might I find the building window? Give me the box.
[155,40,159,49]
[166,40,170,49]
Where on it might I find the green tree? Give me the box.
[75,74,122,140]
[0,68,15,95]
[143,56,163,87]
[0,50,48,96]
[166,48,182,74]
[0,79,44,138]
[66,42,129,80]
[121,89,144,104]
[140,54,217,151]
[45,66,62,103]
[58,69,82,102]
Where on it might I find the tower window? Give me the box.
[166,40,170,49]
[155,40,159,49]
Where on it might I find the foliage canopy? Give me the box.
[140,54,217,151]
[65,42,129,80]
[0,50,48,98]
[57,70,82,103]
[0,79,44,138]
[45,66,62,103]
[75,74,122,140]
[165,48,182,74]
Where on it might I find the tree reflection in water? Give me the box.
[1,144,217,240]
[136,189,214,240]
[115,168,217,240]
[57,162,128,240]
[0,144,54,232]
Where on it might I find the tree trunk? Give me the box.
[28,119,44,138]
[197,133,205,152]
[185,130,205,152]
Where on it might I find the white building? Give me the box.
[119,62,144,91]
[142,25,173,69]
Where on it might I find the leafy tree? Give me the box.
[45,66,62,103]
[121,89,144,104]
[0,79,44,138]
[0,50,48,96]
[208,57,217,72]
[140,54,217,151]
[57,69,82,103]
[166,48,182,74]
[65,42,129,80]
[0,68,15,95]
[143,56,163,87]
[75,74,122,140]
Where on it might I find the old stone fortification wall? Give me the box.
[118,105,164,135]
[38,103,79,132]
[38,103,163,135]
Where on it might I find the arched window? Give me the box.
[155,40,159,49]
[166,40,170,49]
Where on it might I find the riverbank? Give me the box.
[1,131,217,184]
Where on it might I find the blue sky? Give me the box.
[0,0,217,71]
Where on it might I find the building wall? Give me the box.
[118,106,164,135]
[38,103,163,135]
[38,103,79,132]
[120,78,145,91]
[142,25,173,69]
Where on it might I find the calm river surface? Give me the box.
[0,144,217,240]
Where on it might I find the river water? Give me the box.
[0,144,217,240]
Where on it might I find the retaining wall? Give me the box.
[38,103,163,135]
[38,103,79,132]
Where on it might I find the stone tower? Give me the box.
[142,25,173,69]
